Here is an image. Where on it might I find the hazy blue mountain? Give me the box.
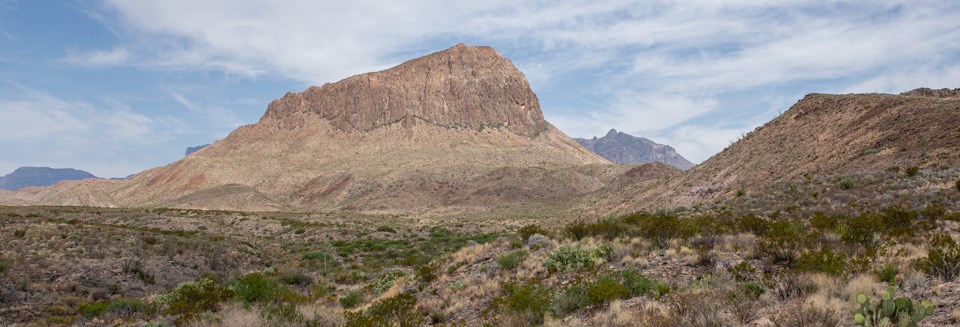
[575,129,694,170]
[0,167,98,190]
[185,144,210,156]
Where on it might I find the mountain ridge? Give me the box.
[575,129,694,169]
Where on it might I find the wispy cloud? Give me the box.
[62,46,129,66]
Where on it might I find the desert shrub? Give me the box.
[340,291,364,309]
[917,233,960,281]
[13,229,25,238]
[652,281,672,300]
[631,212,697,247]
[302,251,340,271]
[727,286,763,324]
[769,273,816,300]
[736,214,771,235]
[314,283,336,297]
[563,219,623,240]
[739,283,765,299]
[838,178,855,190]
[853,287,934,326]
[905,166,920,177]
[497,250,526,270]
[280,271,313,287]
[415,262,440,283]
[727,261,757,282]
[108,299,153,318]
[80,301,110,317]
[376,225,396,233]
[549,284,589,317]
[0,257,7,274]
[874,263,899,285]
[345,292,425,327]
[157,275,233,323]
[586,275,628,305]
[545,243,611,271]
[878,206,916,237]
[796,248,846,276]
[810,212,839,231]
[956,178,960,192]
[518,224,549,242]
[231,273,292,304]
[622,268,656,297]
[494,280,551,325]
[756,219,809,265]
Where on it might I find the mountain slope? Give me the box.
[597,89,960,214]
[0,167,97,191]
[575,129,694,169]
[2,44,619,213]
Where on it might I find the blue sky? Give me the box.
[1,1,959,178]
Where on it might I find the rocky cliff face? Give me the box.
[575,129,694,169]
[261,43,550,137]
[0,167,97,191]
[2,44,617,213]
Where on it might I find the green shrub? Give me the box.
[955,178,960,192]
[157,275,233,324]
[622,269,655,297]
[80,301,109,317]
[314,284,335,297]
[875,263,899,285]
[545,243,610,271]
[736,214,771,235]
[756,219,809,265]
[906,166,920,177]
[838,178,855,190]
[586,275,628,305]
[563,220,590,240]
[494,280,551,325]
[415,262,440,283]
[853,287,933,326]
[345,292,424,327]
[376,225,396,233]
[727,261,757,282]
[549,284,589,317]
[631,212,697,247]
[652,281,671,300]
[340,291,364,309]
[497,250,526,270]
[0,257,7,274]
[917,233,960,281]
[518,224,549,242]
[108,299,151,318]
[739,283,765,299]
[796,248,846,276]
[280,271,313,287]
[231,273,285,304]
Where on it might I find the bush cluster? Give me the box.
[545,243,611,271]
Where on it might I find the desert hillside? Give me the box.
[597,89,960,214]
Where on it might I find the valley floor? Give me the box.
[1,204,959,326]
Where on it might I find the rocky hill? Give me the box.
[0,167,97,191]
[184,144,209,156]
[0,44,619,213]
[575,129,694,169]
[597,88,960,214]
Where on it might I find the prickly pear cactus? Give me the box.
[853,287,934,327]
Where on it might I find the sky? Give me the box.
[1,1,959,178]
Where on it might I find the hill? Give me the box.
[597,88,960,214]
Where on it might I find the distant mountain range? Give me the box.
[0,167,97,191]
[185,144,210,156]
[575,129,694,170]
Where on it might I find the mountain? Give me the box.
[596,88,960,214]
[575,129,694,169]
[0,167,97,191]
[185,144,210,156]
[1,44,619,213]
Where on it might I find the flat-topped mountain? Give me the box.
[1,44,619,213]
[0,167,96,191]
[575,129,694,169]
[597,88,960,214]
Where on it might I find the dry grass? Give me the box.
[844,274,879,303]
